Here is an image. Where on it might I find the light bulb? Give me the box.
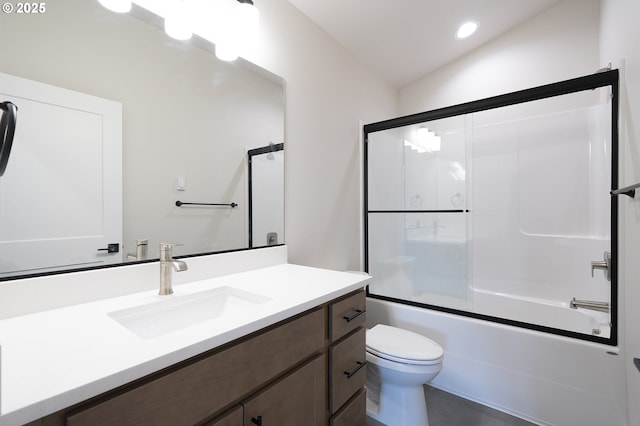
[98,0,131,13]
[164,0,192,40]
[235,0,259,52]
[456,21,478,39]
[216,43,239,61]
[416,127,441,152]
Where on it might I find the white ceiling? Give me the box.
[287,0,562,88]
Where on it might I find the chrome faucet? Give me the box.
[127,239,148,261]
[159,243,188,295]
[569,297,610,313]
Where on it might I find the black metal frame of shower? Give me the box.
[247,142,284,248]
[363,69,620,346]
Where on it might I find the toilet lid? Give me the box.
[366,324,443,364]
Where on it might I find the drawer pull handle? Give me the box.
[344,361,367,379]
[343,309,365,323]
[251,416,263,426]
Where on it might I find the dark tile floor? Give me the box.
[366,386,537,426]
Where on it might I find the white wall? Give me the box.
[600,0,640,424]
[241,0,397,271]
[399,0,601,114]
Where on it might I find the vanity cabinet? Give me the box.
[242,354,325,425]
[27,289,367,426]
[205,355,325,426]
[206,406,242,426]
[328,290,367,425]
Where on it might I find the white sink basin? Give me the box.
[108,286,272,339]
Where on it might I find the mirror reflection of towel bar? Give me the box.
[610,182,640,198]
[175,201,238,208]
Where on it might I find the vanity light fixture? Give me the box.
[417,126,441,152]
[404,127,441,154]
[404,139,426,154]
[98,0,131,13]
[237,0,260,42]
[99,0,260,61]
[456,21,478,39]
[164,0,192,41]
[215,0,260,61]
[236,0,259,48]
[215,43,240,62]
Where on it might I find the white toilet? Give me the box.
[365,324,444,426]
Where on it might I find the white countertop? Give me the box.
[0,263,370,426]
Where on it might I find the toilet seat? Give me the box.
[366,324,443,365]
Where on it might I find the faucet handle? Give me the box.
[160,242,183,249]
[159,242,183,259]
[590,251,611,281]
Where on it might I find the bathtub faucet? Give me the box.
[569,298,609,313]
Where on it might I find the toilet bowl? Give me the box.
[365,324,444,426]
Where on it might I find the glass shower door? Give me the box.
[366,115,470,311]
[365,70,619,345]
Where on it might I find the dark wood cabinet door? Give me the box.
[243,355,326,426]
[330,327,366,412]
[205,405,243,426]
[330,390,366,426]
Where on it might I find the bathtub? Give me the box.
[402,285,611,339]
[471,288,611,338]
[366,297,627,426]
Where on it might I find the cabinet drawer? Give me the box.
[66,308,325,426]
[329,327,366,412]
[329,290,366,342]
[330,389,366,426]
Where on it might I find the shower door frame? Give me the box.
[247,142,285,248]
[363,70,619,346]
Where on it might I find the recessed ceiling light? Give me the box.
[456,21,478,39]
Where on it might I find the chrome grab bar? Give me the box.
[570,298,610,313]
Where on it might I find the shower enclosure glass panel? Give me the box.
[367,115,469,312]
[365,71,618,345]
[470,92,612,338]
[368,212,468,311]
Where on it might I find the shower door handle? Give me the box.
[591,251,611,281]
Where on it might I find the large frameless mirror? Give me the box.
[365,70,618,345]
[0,0,285,279]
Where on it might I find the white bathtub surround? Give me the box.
[0,246,371,425]
[472,288,611,338]
[367,298,627,426]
